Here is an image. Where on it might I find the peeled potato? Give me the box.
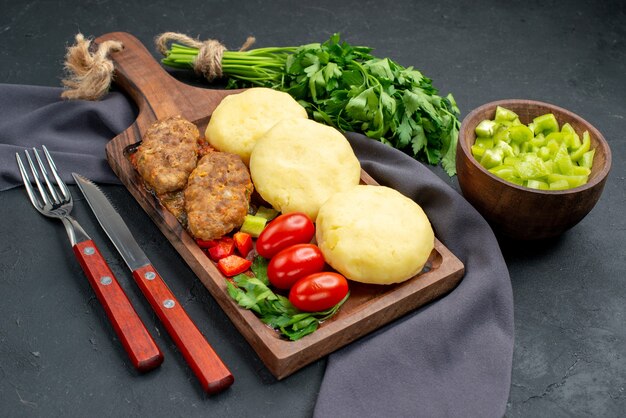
[249,118,361,221]
[316,185,435,284]
[205,88,308,165]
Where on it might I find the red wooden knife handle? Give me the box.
[132,264,234,394]
[72,240,164,372]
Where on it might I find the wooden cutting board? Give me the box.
[97,32,465,379]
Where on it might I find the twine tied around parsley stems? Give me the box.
[154,32,256,82]
[61,33,123,101]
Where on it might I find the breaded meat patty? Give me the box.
[184,152,253,240]
[135,115,200,195]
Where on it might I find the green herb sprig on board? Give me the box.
[226,256,348,341]
[160,33,461,175]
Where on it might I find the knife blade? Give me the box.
[72,173,234,394]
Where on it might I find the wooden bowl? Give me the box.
[456,99,611,240]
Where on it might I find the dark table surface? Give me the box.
[1,0,625,417]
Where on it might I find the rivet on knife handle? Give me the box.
[131,264,234,394]
[72,240,164,372]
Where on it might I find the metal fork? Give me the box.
[16,146,163,372]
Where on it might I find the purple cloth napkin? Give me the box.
[0,83,513,417]
[0,84,135,191]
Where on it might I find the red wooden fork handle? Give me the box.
[73,240,163,372]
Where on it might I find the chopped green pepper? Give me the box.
[471,144,486,158]
[470,106,595,190]
[549,179,570,190]
[561,123,581,149]
[255,206,280,221]
[569,130,591,162]
[532,113,559,135]
[475,137,494,149]
[527,179,549,190]
[240,214,268,238]
[495,105,518,122]
[480,148,504,169]
[547,174,588,189]
[537,146,551,161]
[508,124,534,143]
[580,149,595,168]
[475,119,498,137]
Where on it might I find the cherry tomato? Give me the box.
[256,212,315,259]
[268,244,325,290]
[289,272,349,312]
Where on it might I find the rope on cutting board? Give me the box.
[61,33,123,101]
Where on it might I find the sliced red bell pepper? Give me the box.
[196,238,220,249]
[207,237,235,261]
[233,231,253,258]
[217,254,252,277]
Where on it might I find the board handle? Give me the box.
[96,32,243,131]
[96,32,191,123]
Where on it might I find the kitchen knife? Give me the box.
[72,173,234,395]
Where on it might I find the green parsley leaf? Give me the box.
[411,124,428,156]
[251,256,269,285]
[441,117,460,176]
[345,87,378,121]
[397,116,413,148]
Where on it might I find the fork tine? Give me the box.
[16,152,43,210]
[42,145,71,202]
[24,149,52,207]
[33,147,61,204]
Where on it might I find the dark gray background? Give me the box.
[1,0,625,416]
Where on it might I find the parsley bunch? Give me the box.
[226,257,348,341]
[161,33,460,175]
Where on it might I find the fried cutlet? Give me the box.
[184,152,253,240]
